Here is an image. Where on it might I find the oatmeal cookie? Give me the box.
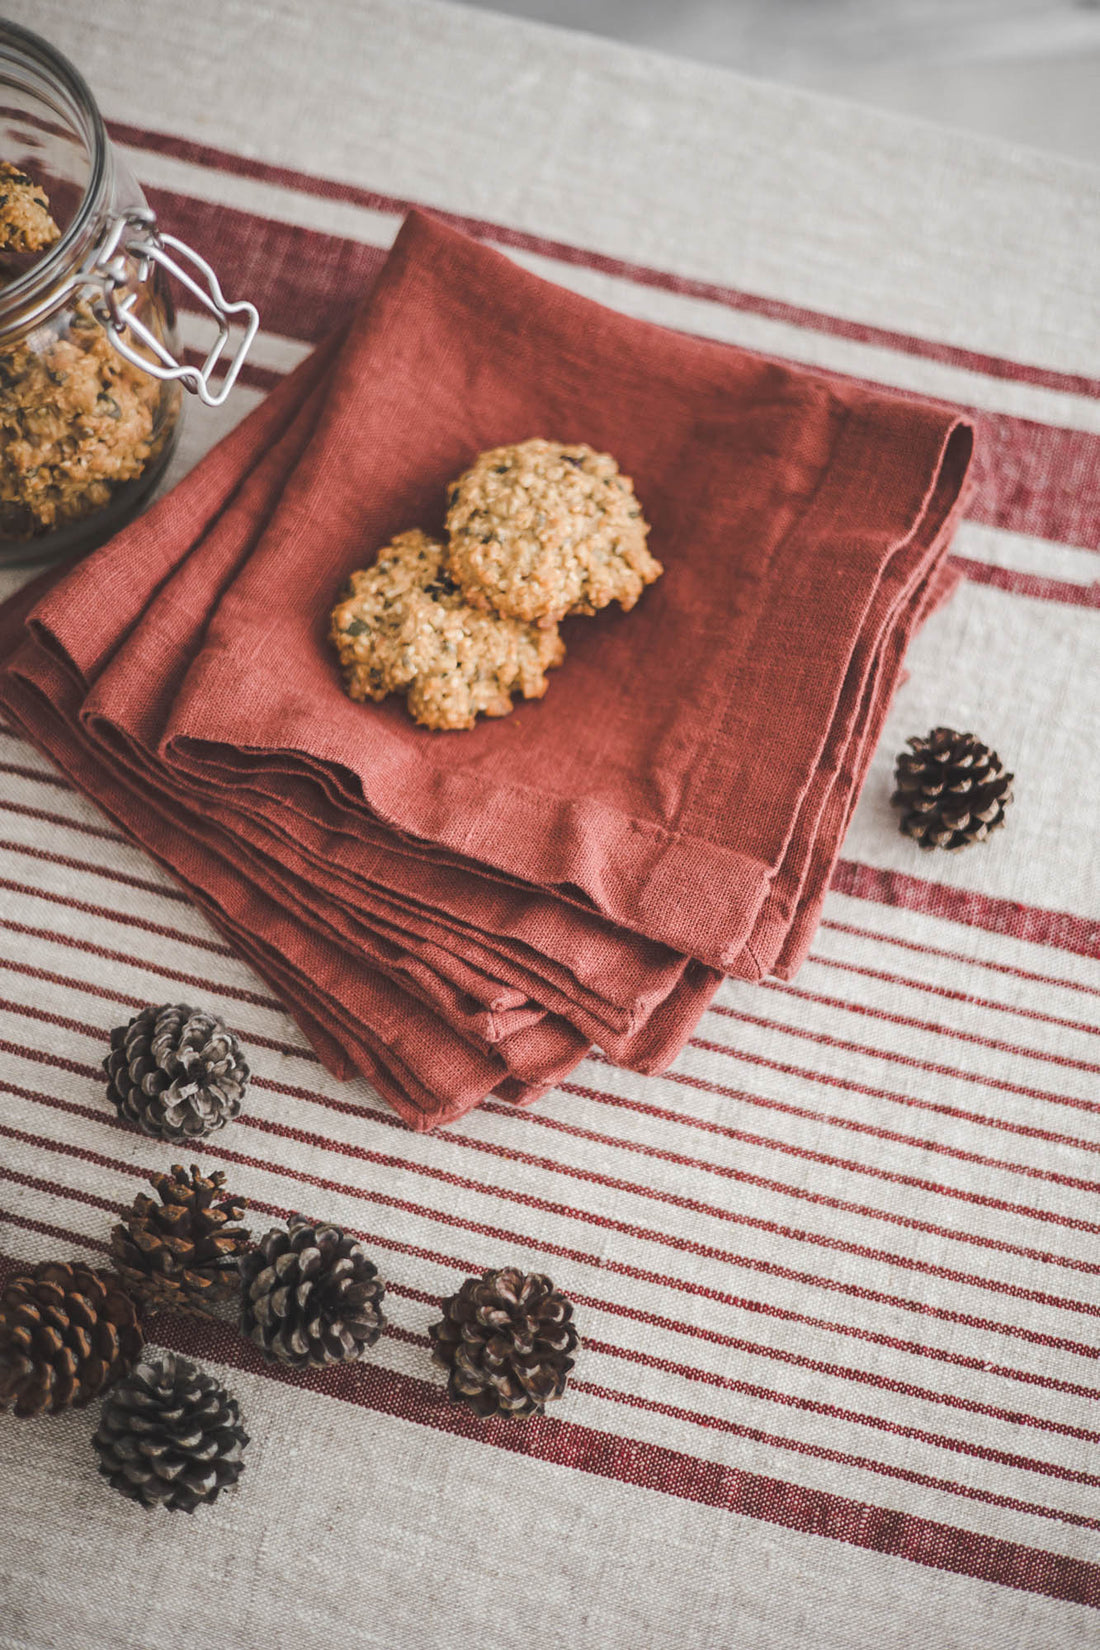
[0,301,164,539]
[0,161,59,255]
[330,529,566,732]
[445,438,662,626]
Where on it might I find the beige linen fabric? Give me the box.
[0,2,1098,1646]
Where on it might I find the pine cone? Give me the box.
[892,727,1014,851]
[111,1164,251,1318]
[104,1003,250,1141]
[0,1261,142,1417]
[240,1217,386,1367]
[429,1268,579,1417]
[93,1351,248,1512]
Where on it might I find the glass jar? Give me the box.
[0,20,257,566]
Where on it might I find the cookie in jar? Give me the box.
[0,21,258,566]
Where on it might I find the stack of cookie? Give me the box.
[330,439,664,730]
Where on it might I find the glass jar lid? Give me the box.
[0,19,258,407]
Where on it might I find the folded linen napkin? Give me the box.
[0,211,974,1130]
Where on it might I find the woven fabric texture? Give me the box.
[0,2,1097,1647]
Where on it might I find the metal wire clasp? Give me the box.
[89,207,259,408]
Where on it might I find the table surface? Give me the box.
[454,0,1100,162]
[1,3,1098,1647]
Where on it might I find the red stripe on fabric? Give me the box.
[7,1024,1094,1315]
[0,1040,103,1084]
[597,1056,1100,1194]
[578,1336,1100,1482]
[143,1310,1100,1601]
[0,1165,120,1222]
[145,187,386,345]
[5,1105,1096,1392]
[3,978,1093,1265]
[12,1175,1100,1473]
[0,968,316,1061]
[564,1075,1100,1207]
[949,555,1100,609]
[563,1374,1100,1532]
[0,880,235,955]
[755,979,1100,1074]
[21,1218,1092,1552]
[513,1086,1100,1244]
[698,1011,1100,1113]
[0,997,313,1070]
[0,838,190,901]
[3,900,1091,1203]
[0,997,114,1044]
[685,1035,1100,1156]
[818,920,1100,997]
[0,798,127,842]
[384,1321,1100,1517]
[415,1118,1100,1315]
[9,982,1097,1285]
[206,1136,1100,1364]
[0,916,280,1007]
[0,759,72,790]
[829,865,1100,961]
[0,1208,110,1253]
[805,951,1100,1038]
[107,119,1100,403]
[574,1293,1100,1434]
[10,1093,1100,1358]
[12,1170,1100,1446]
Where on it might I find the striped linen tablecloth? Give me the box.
[1,3,1098,1646]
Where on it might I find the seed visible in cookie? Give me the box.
[444,438,663,626]
[0,160,60,255]
[330,528,566,732]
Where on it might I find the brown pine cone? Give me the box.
[104,1003,249,1142]
[111,1164,251,1318]
[240,1217,386,1367]
[429,1268,579,1418]
[93,1351,248,1512]
[892,727,1013,851]
[0,1261,143,1417]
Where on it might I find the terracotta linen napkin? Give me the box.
[22,328,700,1056]
[0,210,974,1131]
[164,211,973,967]
[0,357,602,1126]
[68,365,712,1067]
[0,342,707,1126]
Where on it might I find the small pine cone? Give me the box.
[0,1261,143,1417]
[104,1003,250,1141]
[892,727,1014,851]
[111,1164,251,1318]
[93,1351,248,1512]
[429,1268,579,1418]
[240,1217,386,1368]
